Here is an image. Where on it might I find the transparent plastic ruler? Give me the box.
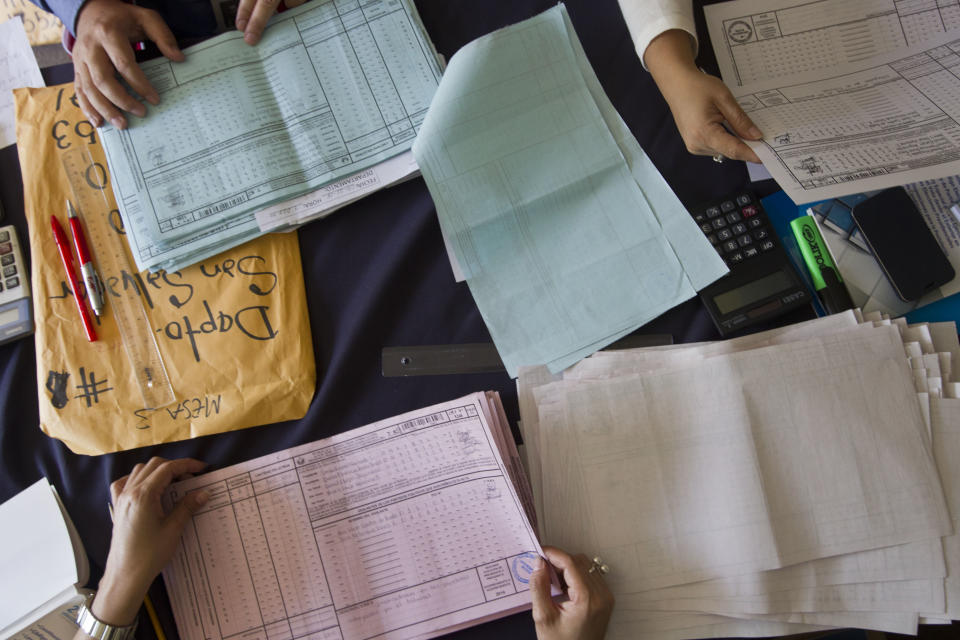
[61,148,176,409]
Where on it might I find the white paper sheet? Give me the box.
[255,152,420,232]
[520,311,959,636]
[0,480,83,636]
[730,29,960,203]
[705,0,960,87]
[541,326,951,593]
[0,18,44,149]
[618,578,944,616]
[610,606,919,635]
[930,396,960,617]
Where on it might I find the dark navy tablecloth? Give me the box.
[0,1,814,638]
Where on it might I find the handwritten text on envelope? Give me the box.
[15,85,316,455]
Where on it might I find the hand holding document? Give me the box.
[703,0,960,204]
[99,0,442,273]
[162,392,548,640]
[413,4,727,377]
[728,30,960,203]
[71,0,186,129]
[519,310,960,638]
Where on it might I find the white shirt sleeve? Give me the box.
[616,0,698,70]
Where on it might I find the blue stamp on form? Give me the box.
[511,552,539,585]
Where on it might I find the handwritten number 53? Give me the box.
[52,119,97,150]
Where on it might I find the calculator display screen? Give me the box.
[713,270,794,315]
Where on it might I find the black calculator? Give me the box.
[690,192,811,336]
[0,225,33,345]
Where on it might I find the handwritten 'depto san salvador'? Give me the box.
[15,84,316,454]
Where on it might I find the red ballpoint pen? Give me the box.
[66,200,105,317]
[51,214,97,342]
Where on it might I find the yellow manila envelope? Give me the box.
[15,85,316,455]
[1,1,63,46]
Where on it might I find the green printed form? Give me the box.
[413,4,727,377]
[100,0,442,273]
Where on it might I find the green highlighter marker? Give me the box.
[790,217,855,315]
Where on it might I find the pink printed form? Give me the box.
[161,392,543,640]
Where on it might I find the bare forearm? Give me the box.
[642,29,762,162]
[644,29,697,87]
[72,458,208,640]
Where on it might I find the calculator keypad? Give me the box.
[693,194,776,268]
[692,192,811,336]
[0,225,29,306]
[0,224,33,345]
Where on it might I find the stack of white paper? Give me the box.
[519,310,960,638]
[412,4,727,378]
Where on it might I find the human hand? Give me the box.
[235,0,306,45]
[645,30,762,163]
[530,547,615,640]
[72,0,184,129]
[91,458,209,626]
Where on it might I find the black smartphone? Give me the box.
[851,187,955,302]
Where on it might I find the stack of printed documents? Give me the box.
[518,310,960,638]
[704,0,960,204]
[412,4,728,378]
[99,0,442,273]
[161,391,549,640]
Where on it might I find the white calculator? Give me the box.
[0,225,33,345]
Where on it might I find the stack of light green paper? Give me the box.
[412,4,728,377]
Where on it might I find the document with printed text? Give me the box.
[705,0,960,87]
[730,29,960,203]
[162,393,544,640]
[100,0,441,272]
